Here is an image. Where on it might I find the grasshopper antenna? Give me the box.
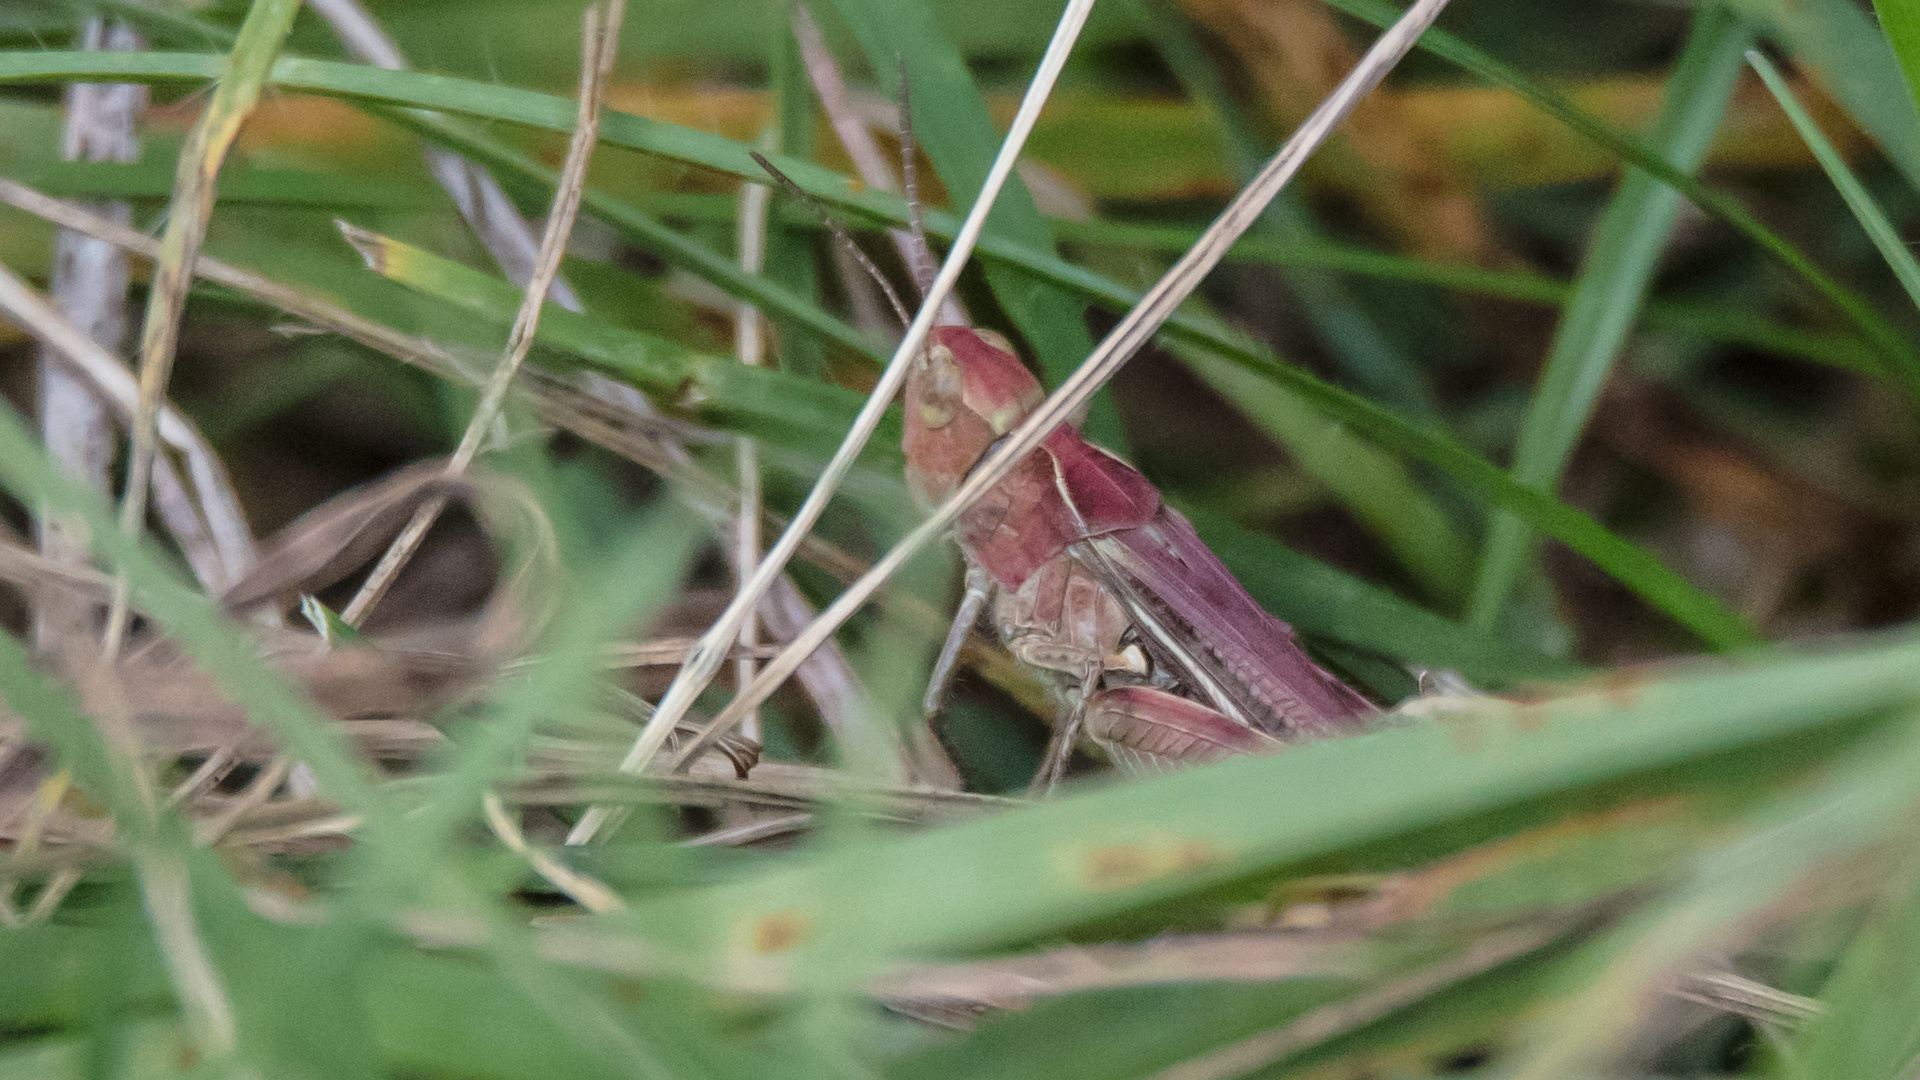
[896,55,939,302]
[747,150,914,331]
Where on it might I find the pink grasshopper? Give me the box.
[905,325,1377,788]
[751,113,1375,790]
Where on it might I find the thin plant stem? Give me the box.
[39,16,143,645]
[734,174,772,742]
[102,0,301,659]
[338,0,624,627]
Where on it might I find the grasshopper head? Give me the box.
[903,326,1044,507]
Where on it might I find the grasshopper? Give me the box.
[905,325,1376,788]
[752,94,1375,791]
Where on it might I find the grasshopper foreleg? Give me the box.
[1031,659,1100,796]
[924,563,994,721]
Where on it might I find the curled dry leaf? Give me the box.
[0,458,576,844]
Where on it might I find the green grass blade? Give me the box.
[354,220,1747,647]
[600,194,1881,373]
[1179,502,1583,685]
[386,108,887,366]
[1505,712,1920,1077]
[1730,0,1920,191]
[763,20,828,378]
[359,505,705,907]
[1177,343,1474,606]
[582,194,1888,374]
[822,0,1120,447]
[622,623,1920,968]
[8,141,1879,376]
[1749,50,1920,319]
[1318,0,1920,382]
[0,49,1754,642]
[0,622,125,817]
[1787,832,1920,1077]
[1233,348,1755,648]
[0,49,1901,385]
[338,225,897,460]
[1874,0,1920,120]
[1469,6,1751,630]
[8,148,1878,375]
[1122,0,1443,429]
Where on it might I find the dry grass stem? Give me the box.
[38,17,144,644]
[791,3,966,324]
[749,148,914,327]
[338,0,625,627]
[0,182,885,621]
[0,770,73,924]
[1147,914,1581,1080]
[669,0,1455,769]
[307,0,586,313]
[191,755,289,847]
[569,0,1100,844]
[1673,969,1825,1027]
[3,179,912,756]
[680,812,811,847]
[0,179,482,382]
[732,175,771,743]
[481,791,625,913]
[136,847,240,1066]
[164,748,234,810]
[0,260,253,592]
[104,0,304,659]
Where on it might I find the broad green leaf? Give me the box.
[621,626,1920,970]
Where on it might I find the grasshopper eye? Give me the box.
[917,342,964,427]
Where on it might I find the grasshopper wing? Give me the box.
[1038,427,1374,737]
[1087,686,1281,771]
[1081,507,1375,737]
[1077,510,1376,738]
